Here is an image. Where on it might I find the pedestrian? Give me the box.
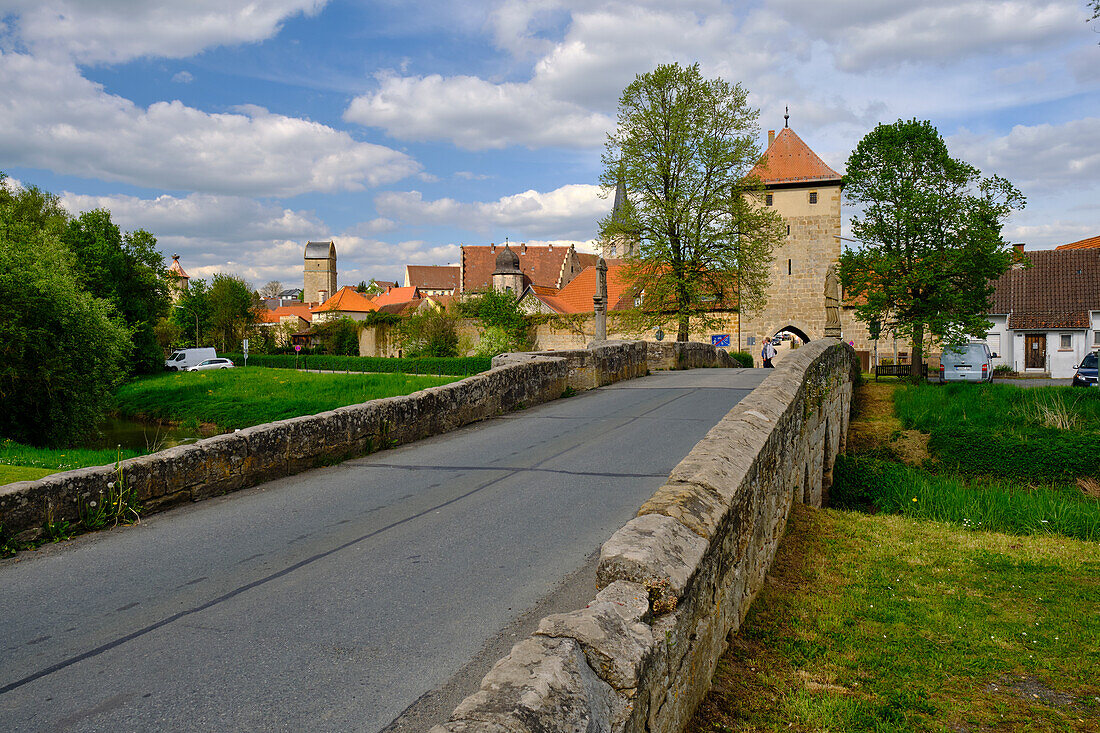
[762,339,777,368]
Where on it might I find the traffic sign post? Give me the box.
[294,343,302,369]
[242,338,248,367]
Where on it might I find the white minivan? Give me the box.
[165,348,217,371]
[939,342,995,383]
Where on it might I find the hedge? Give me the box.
[728,350,754,368]
[222,353,491,377]
[928,426,1100,484]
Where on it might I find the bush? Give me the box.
[728,350,754,368]
[223,353,490,377]
[400,309,458,357]
[929,426,1100,484]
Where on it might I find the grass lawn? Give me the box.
[687,504,1100,732]
[689,379,1100,731]
[113,367,461,430]
[0,440,141,475]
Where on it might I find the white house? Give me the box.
[982,247,1100,378]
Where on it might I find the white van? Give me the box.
[165,348,217,371]
[939,342,994,383]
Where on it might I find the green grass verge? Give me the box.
[222,353,491,376]
[0,439,139,472]
[114,367,461,430]
[833,453,1100,542]
[0,464,56,484]
[894,383,1100,483]
[688,504,1100,732]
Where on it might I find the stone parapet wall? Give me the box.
[0,358,569,542]
[647,341,740,371]
[433,339,860,733]
[495,341,648,392]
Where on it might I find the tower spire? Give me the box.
[784,106,789,128]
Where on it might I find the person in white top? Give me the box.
[762,340,777,368]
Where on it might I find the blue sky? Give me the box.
[1,0,1098,290]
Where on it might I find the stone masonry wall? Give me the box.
[494,341,648,393]
[432,339,860,733]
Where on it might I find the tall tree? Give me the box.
[207,274,260,352]
[63,210,169,374]
[599,63,784,341]
[839,119,1024,383]
[0,176,130,446]
[259,280,284,298]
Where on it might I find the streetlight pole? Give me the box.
[174,304,199,347]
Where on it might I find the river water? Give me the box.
[84,416,225,452]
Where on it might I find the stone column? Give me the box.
[593,257,608,342]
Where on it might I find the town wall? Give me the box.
[431,339,860,733]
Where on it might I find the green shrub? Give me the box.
[928,426,1100,483]
[728,350,754,368]
[223,353,490,377]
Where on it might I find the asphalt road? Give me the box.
[0,368,767,733]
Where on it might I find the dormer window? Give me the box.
[765,193,773,206]
[809,191,818,204]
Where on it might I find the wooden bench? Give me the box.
[875,363,929,381]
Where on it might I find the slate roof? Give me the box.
[748,127,842,186]
[990,249,1100,329]
[304,240,336,259]
[405,265,459,291]
[461,244,575,292]
[310,286,377,314]
[1055,234,1100,250]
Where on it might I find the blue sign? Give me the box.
[711,334,730,348]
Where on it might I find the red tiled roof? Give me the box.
[461,244,575,292]
[748,127,842,186]
[168,257,189,279]
[406,265,459,290]
[261,304,314,324]
[372,286,420,307]
[991,249,1100,329]
[545,263,634,314]
[310,286,378,314]
[1055,234,1100,250]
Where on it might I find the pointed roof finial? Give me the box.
[784,106,789,128]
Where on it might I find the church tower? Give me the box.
[491,243,524,293]
[600,180,638,260]
[304,240,337,304]
[746,115,843,343]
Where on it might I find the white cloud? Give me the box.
[172,70,194,84]
[0,52,419,196]
[949,118,1100,192]
[344,72,612,150]
[374,183,611,240]
[769,0,1080,72]
[7,0,327,64]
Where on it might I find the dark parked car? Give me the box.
[1072,352,1098,387]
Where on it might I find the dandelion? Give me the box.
[912,497,918,502]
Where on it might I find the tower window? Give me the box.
[788,259,792,275]
[809,191,818,204]
[765,193,773,206]
[786,224,790,236]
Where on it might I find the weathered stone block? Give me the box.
[537,601,654,690]
[597,514,708,607]
[447,636,619,733]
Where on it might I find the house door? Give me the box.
[1024,334,1046,370]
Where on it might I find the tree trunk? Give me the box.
[677,314,689,342]
[910,323,925,385]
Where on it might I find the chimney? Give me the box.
[490,242,496,252]
[521,243,527,254]
[768,130,775,147]
[318,289,328,304]
[1013,243,1024,255]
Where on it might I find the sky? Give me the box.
[1,0,1098,291]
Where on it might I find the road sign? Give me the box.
[294,344,302,353]
[711,334,730,348]
[242,338,249,354]
[747,336,756,346]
